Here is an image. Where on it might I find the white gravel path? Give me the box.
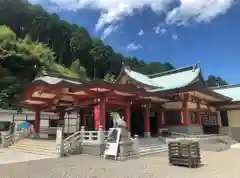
[0,149,240,178]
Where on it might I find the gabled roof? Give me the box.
[148,65,201,92]
[211,84,240,102]
[118,63,201,91]
[116,63,231,101]
[123,67,164,87]
[33,70,83,85]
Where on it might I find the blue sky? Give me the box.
[29,0,240,84]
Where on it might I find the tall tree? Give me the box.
[0,25,81,108]
[206,75,228,87]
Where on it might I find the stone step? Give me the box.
[15,141,56,148]
[139,144,168,156]
[139,144,166,150]
[10,144,57,151]
[219,136,238,145]
[9,147,58,156]
[20,139,56,145]
[8,139,58,156]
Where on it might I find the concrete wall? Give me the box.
[225,110,240,141]
[227,110,240,127]
[0,109,79,134]
[218,110,240,142]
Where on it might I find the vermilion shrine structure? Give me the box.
[20,63,239,137]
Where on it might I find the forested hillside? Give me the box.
[205,75,228,87]
[0,0,227,109]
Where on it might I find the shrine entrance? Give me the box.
[130,108,144,137]
[150,113,158,137]
[201,112,219,134]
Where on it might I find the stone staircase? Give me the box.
[8,139,58,157]
[219,136,238,145]
[139,144,168,156]
[160,134,239,152]
[138,138,168,156]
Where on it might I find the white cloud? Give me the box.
[37,0,235,37]
[137,29,144,36]
[153,26,167,35]
[166,0,235,25]
[126,42,143,51]
[172,34,178,40]
[101,24,119,40]
[48,0,173,31]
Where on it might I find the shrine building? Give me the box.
[17,63,240,141]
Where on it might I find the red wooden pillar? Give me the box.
[157,109,162,135]
[196,102,201,124]
[34,109,40,134]
[95,97,106,131]
[182,93,190,125]
[79,108,85,129]
[144,103,151,137]
[94,105,100,130]
[124,103,131,136]
[58,107,65,127]
[161,111,165,125]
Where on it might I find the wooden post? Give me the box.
[94,105,100,130]
[197,102,201,124]
[124,103,131,137]
[58,107,65,136]
[99,97,106,131]
[182,93,190,125]
[79,108,85,129]
[157,109,163,134]
[34,109,40,135]
[144,103,151,138]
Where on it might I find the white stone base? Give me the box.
[128,132,131,138]
[144,132,151,138]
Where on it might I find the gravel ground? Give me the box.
[0,149,240,178]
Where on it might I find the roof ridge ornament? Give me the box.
[192,61,200,71]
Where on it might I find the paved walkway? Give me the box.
[231,143,240,148]
[0,149,240,177]
[0,149,57,165]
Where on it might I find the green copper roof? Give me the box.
[124,64,200,91]
[149,68,200,92]
[124,68,163,87]
[212,85,240,102]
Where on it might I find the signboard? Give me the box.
[104,128,121,159]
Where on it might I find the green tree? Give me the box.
[206,75,228,87]
[0,26,82,108]
[103,74,116,83]
[70,59,87,80]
